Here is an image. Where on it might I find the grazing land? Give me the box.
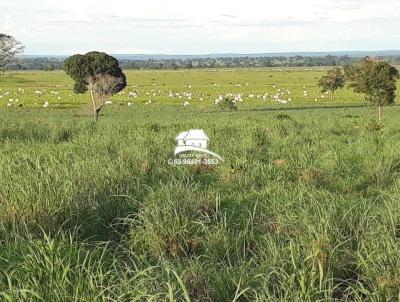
[1,69,400,301]
[0,68,372,110]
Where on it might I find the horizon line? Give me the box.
[20,49,400,57]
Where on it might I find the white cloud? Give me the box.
[0,0,400,54]
[2,13,14,32]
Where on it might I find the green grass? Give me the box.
[1,70,400,301]
[0,68,373,110]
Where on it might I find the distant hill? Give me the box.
[113,50,400,60]
[23,50,400,60]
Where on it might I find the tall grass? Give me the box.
[1,105,400,301]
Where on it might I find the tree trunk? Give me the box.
[378,106,382,122]
[95,106,103,122]
[90,89,97,121]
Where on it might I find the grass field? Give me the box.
[0,68,372,110]
[1,70,400,301]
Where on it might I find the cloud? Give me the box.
[105,16,192,23]
[221,14,238,18]
[41,15,202,30]
[210,18,314,28]
[0,4,67,14]
[103,16,202,28]
[317,0,379,10]
[2,13,14,32]
[45,20,92,26]
[2,0,400,54]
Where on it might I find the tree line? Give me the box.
[7,55,400,71]
[2,34,400,71]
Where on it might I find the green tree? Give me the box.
[345,58,399,122]
[0,34,24,73]
[64,52,126,121]
[318,67,345,101]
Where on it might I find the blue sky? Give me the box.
[1,0,400,55]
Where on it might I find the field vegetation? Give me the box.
[1,68,374,110]
[1,69,400,301]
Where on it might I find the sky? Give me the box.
[1,0,400,55]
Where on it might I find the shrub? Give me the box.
[216,96,237,111]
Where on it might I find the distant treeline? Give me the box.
[7,55,400,71]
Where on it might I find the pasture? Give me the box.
[1,69,400,301]
[0,68,369,110]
